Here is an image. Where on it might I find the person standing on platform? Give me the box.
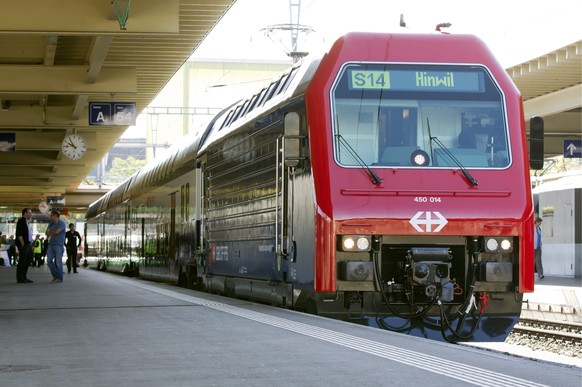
[65,223,82,273]
[7,235,17,266]
[534,217,544,279]
[42,236,48,264]
[45,210,67,283]
[0,231,11,266]
[32,235,43,267]
[15,208,34,283]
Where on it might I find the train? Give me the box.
[84,32,544,342]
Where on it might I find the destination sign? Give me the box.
[348,69,484,92]
[89,102,136,126]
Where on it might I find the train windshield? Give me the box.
[331,63,509,169]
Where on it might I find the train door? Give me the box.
[276,112,306,282]
[198,159,209,278]
[195,162,204,262]
[124,204,130,257]
[170,192,177,261]
[275,134,290,282]
[141,217,145,259]
[125,206,131,257]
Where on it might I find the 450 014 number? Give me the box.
[414,197,442,203]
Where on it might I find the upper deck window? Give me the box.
[331,63,510,169]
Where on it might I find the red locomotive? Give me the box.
[85,32,543,342]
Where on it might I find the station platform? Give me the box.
[522,276,582,321]
[0,265,580,387]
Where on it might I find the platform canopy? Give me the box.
[0,0,234,211]
[0,3,579,212]
[508,40,582,159]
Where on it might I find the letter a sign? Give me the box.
[89,102,136,126]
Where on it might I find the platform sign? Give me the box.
[563,139,581,158]
[89,102,136,126]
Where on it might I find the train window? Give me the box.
[331,63,510,169]
[244,94,260,117]
[232,105,244,123]
[258,81,279,107]
[272,78,286,96]
[273,75,288,96]
[274,70,292,96]
[234,101,249,121]
[277,67,299,95]
[212,110,229,132]
[240,98,253,117]
[254,87,268,109]
[220,109,235,130]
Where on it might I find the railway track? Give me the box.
[462,315,582,367]
[505,316,582,360]
[512,318,582,344]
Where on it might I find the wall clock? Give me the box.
[61,134,87,160]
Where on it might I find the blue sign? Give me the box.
[563,139,582,158]
[89,102,136,126]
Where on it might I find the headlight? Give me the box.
[411,150,430,166]
[341,235,371,252]
[500,238,512,251]
[343,237,355,250]
[484,237,513,253]
[485,238,498,251]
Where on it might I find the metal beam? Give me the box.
[17,131,97,150]
[40,35,60,108]
[72,36,115,120]
[0,0,179,35]
[0,66,137,94]
[0,106,129,128]
[86,36,114,82]
[0,185,69,194]
[523,84,582,118]
[72,95,89,121]
[43,35,58,65]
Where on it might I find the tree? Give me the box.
[107,156,146,182]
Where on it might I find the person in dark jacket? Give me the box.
[15,208,34,283]
[65,223,82,273]
[42,237,49,263]
[7,235,17,265]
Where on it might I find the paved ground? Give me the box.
[0,265,580,386]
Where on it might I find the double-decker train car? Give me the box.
[85,32,544,342]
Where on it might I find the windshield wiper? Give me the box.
[335,134,382,185]
[427,119,478,187]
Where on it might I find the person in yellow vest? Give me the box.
[32,234,43,267]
